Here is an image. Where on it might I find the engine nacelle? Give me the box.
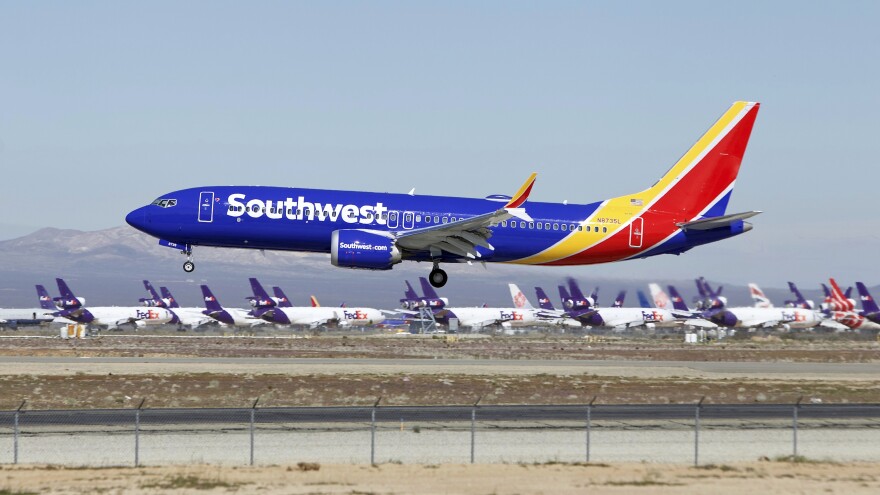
[331,230,401,270]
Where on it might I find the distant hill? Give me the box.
[0,226,868,311]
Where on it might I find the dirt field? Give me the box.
[1,460,878,494]
[1,335,879,409]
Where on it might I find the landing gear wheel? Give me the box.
[429,267,448,288]
[183,261,195,273]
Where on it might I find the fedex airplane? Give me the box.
[562,278,683,329]
[401,278,537,329]
[247,278,384,328]
[200,285,267,327]
[699,279,820,330]
[508,283,580,327]
[140,281,215,328]
[820,278,880,331]
[126,102,761,288]
[46,278,176,329]
[855,283,880,324]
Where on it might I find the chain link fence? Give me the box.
[1,403,879,466]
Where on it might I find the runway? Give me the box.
[1,356,878,380]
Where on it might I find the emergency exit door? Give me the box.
[198,191,214,223]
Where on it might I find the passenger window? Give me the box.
[544,223,550,230]
[561,224,567,231]
[577,226,583,231]
[529,222,535,229]
[416,215,422,222]
[501,221,507,227]
[520,221,526,228]
[594,226,599,232]
[603,227,607,233]
[434,216,439,223]
[442,217,448,224]
[510,221,516,229]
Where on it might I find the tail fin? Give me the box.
[625,101,760,219]
[828,278,855,311]
[856,283,880,314]
[748,283,773,308]
[589,287,599,306]
[200,285,225,312]
[508,284,534,309]
[845,286,853,299]
[248,278,276,308]
[566,278,587,303]
[419,277,442,300]
[667,285,691,312]
[535,287,555,311]
[35,285,57,311]
[558,285,571,308]
[649,283,672,310]
[159,287,180,308]
[786,282,812,309]
[403,281,420,301]
[55,278,83,309]
[141,280,166,308]
[310,295,320,308]
[637,290,652,309]
[272,287,293,307]
[612,290,626,308]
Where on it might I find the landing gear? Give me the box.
[428,264,448,288]
[182,249,195,273]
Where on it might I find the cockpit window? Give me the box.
[151,198,178,208]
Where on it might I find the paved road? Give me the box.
[2,403,880,427]
[0,356,878,379]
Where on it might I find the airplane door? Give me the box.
[198,191,214,223]
[629,217,643,248]
[387,211,399,229]
[402,211,414,230]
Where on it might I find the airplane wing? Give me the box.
[819,319,849,331]
[681,318,718,329]
[394,174,536,259]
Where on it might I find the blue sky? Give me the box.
[1,1,878,286]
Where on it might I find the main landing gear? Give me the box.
[182,249,195,273]
[428,263,447,288]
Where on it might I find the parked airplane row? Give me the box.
[3,276,879,333]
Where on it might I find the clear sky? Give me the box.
[1,1,878,287]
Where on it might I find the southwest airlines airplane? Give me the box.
[126,102,761,288]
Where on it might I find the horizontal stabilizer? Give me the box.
[677,211,761,231]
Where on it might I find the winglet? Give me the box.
[504,173,537,208]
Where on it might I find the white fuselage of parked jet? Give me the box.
[724,307,821,329]
[272,306,385,327]
[84,307,176,328]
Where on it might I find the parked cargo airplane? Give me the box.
[46,278,176,329]
[140,281,215,328]
[126,102,761,288]
[248,278,384,327]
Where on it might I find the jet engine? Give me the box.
[331,230,402,270]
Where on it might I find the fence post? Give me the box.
[694,396,705,467]
[793,396,803,458]
[135,398,146,467]
[371,396,382,465]
[586,396,597,463]
[470,395,483,464]
[13,400,25,465]
[250,398,259,466]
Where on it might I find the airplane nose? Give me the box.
[125,206,148,232]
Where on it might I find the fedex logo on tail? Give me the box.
[227,194,389,225]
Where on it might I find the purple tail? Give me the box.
[667,285,691,312]
[141,280,166,308]
[845,286,853,299]
[200,285,225,313]
[272,287,293,308]
[821,283,831,299]
[404,280,420,301]
[785,282,812,309]
[418,277,442,300]
[35,285,57,311]
[566,278,588,303]
[535,287,556,311]
[612,290,626,308]
[159,287,181,308]
[248,278,276,309]
[856,282,880,314]
[55,278,83,309]
[637,290,651,309]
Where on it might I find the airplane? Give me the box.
[611,290,626,308]
[699,280,820,330]
[140,281,215,329]
[816,279,880,331]
[400,278,538,329]
[248,278,384,328]
[570,278,691,330]
[271,286,293,307]
[199,285,267,327]
[126,102,762,288]
[0,307,54,328]
[508,283,579,327]
[48,278,176,329]
[636,290,652,309]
